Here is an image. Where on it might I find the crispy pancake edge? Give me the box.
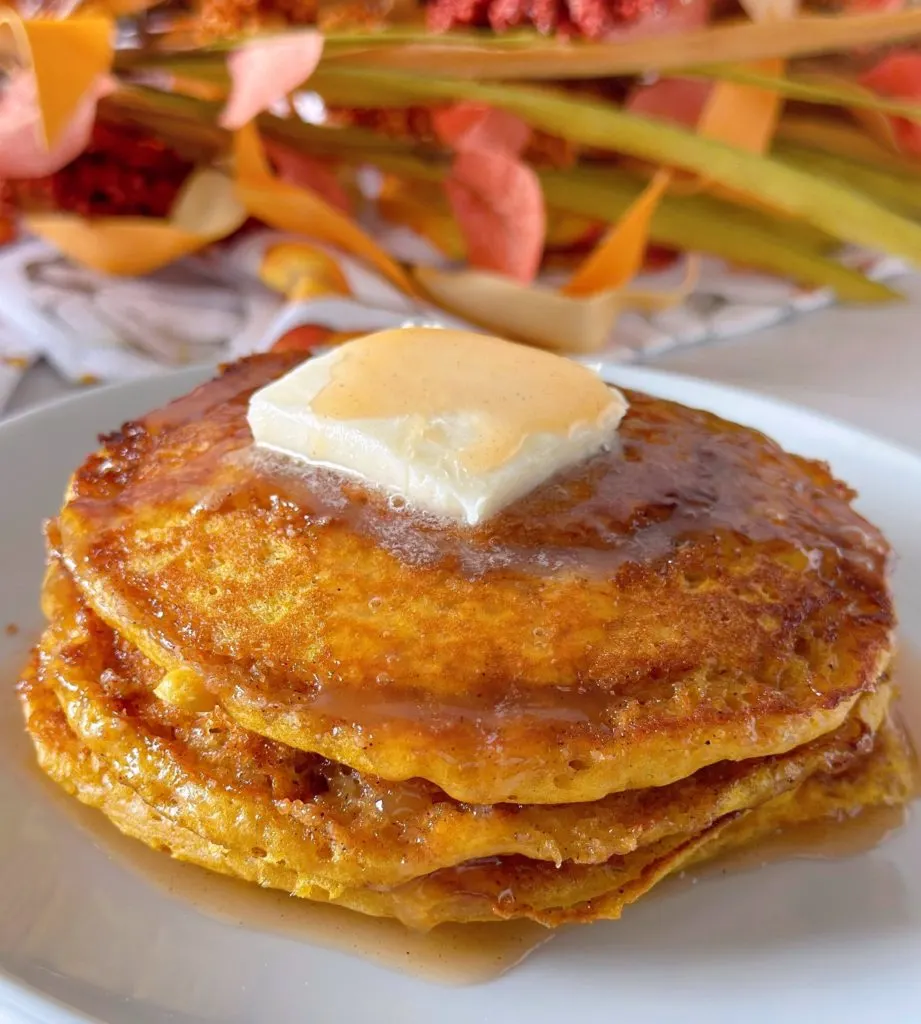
[18,664,914,929]
[33,561,893,889]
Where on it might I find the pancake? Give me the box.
[691,709,917,865]
[19,662,913,929]
[34,560,891,892]
[56,353,894,804]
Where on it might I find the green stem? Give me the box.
[105,85,898,301]
[540,167,897,303]
[683,63,921,123]
[775,142,921,218]
[311,66,921,267]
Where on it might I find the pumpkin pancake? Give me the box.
[19,661,913,929]
[32,559,892,893]
[56,354,894,803]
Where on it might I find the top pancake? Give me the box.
[57,353,894,804]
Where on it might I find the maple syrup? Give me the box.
[667,801,909,899]
[15,641,920,986]
[35,770,554,986]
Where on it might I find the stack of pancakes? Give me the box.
[19,353,915,929]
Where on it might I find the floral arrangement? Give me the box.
[2,0,921,351]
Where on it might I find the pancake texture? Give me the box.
[19,660,912,929]
[34,562,892,892]
[57,354,894,804]
[18,352,915,930]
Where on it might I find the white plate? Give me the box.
[1,365,920,1024]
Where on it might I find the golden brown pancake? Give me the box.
[691,711,916,866]
[32,559,891,893]
[57,353,894,803]
[19,660,913,929]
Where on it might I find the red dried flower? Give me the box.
[198,0,317,34]
[427,0,670,37]
[6,122,194,219]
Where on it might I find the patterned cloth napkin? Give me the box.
[0,230,907,416]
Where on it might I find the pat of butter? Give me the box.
[248,328,628,525]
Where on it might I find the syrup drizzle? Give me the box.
[62,353,896,790]
[72,352,888,584]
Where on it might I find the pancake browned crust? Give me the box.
[57,353,894,803]
[19,659,914,929]
[33,561,891,892]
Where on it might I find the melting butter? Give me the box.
[248,328,628,525]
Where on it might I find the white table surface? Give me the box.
[655,274,921,456]
[6,274,921,455]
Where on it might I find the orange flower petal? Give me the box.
[10,14,115,150]
[233,123,417,295]
[24,216,212,275]
[220,32,324,130]
[563,170,671,297]
[259,240,352,298]
[432,102,531,157]
[697,59,785,154]
[25,168,245,276]
[859,51,921,155]
[445,150,545,284]
[0,70,114,178]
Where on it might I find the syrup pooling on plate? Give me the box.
[20,675,911,980]
[60,354,895,804]
[23,709,555,986]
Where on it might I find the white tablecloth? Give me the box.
[6,273,921,456]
